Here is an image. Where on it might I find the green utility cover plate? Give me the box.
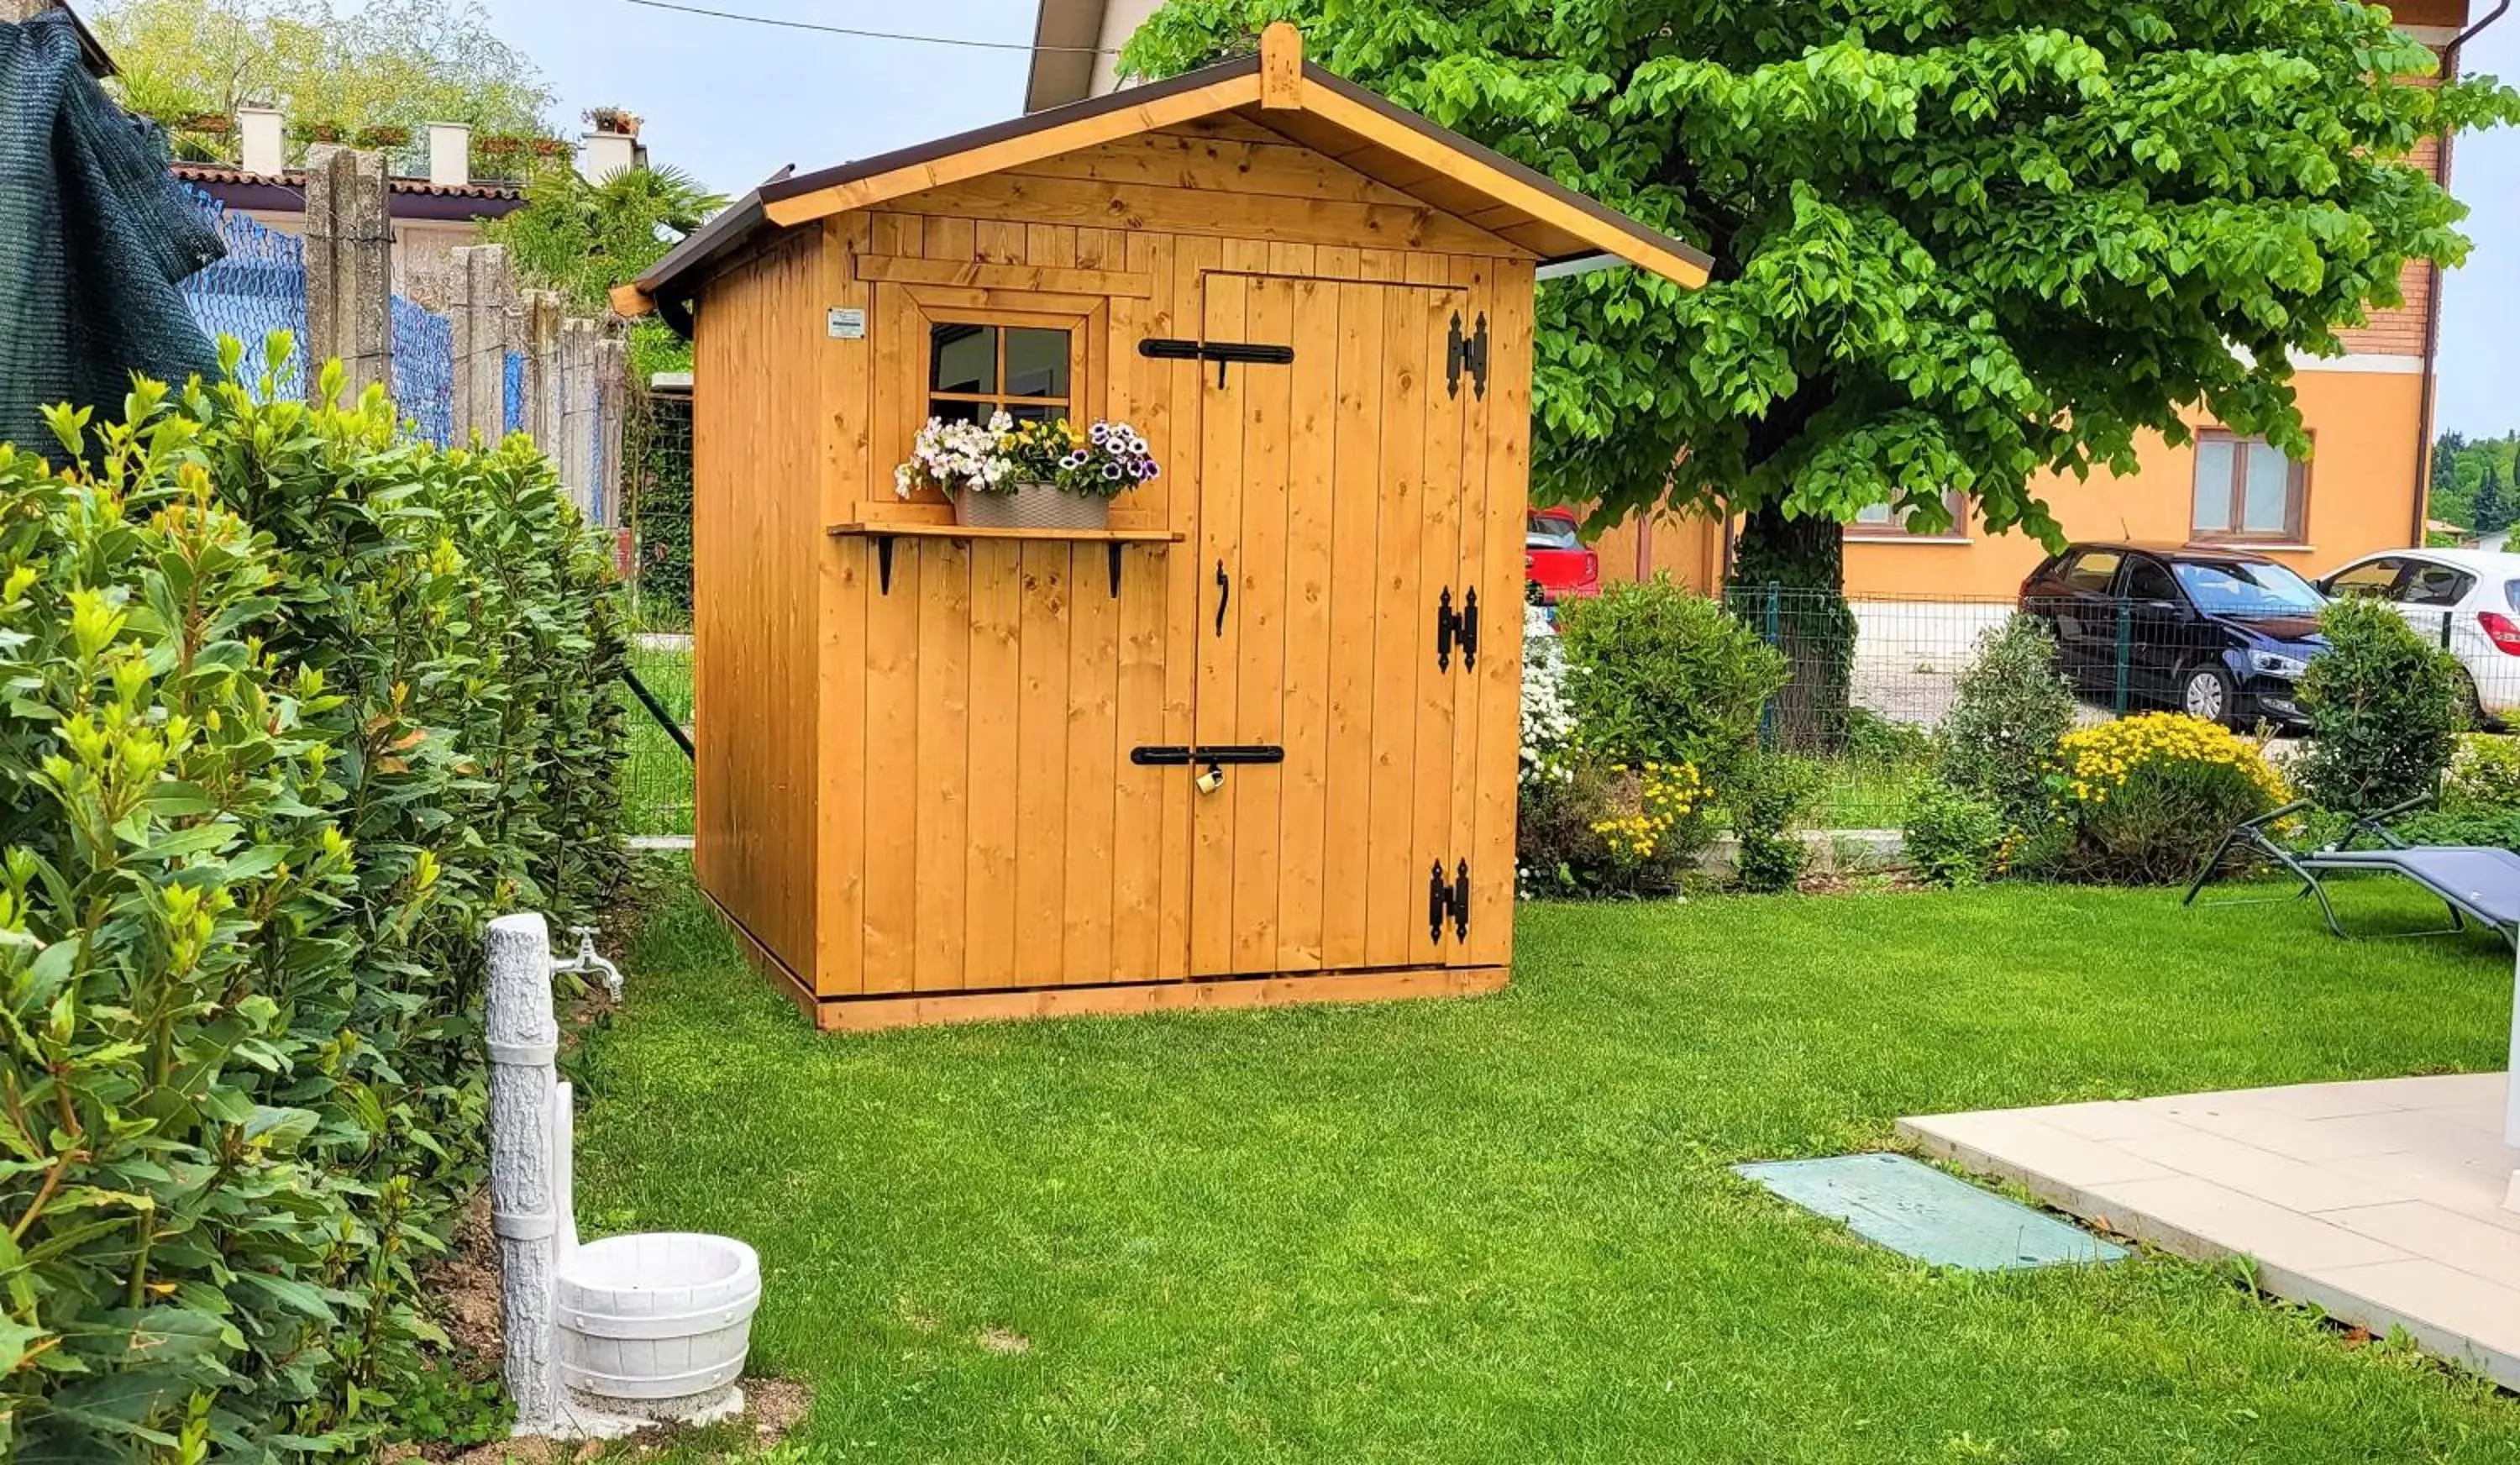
[1735,1153,2129,1272]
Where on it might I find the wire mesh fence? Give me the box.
[1718,582,2330,829]
[176,186,307,397]
[389,297,453,445]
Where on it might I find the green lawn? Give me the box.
[575,866,2520,1462]
[621,643,693,838]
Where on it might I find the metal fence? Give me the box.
[389,296,453,445]
[176,186,307,398]
[1719,585,2328,829]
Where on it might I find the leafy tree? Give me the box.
[2477,459,2509,533]
[89,0,552,155]
[485,162,727,381]
[1125,2,2517,731]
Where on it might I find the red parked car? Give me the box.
[1525,509,1600,603]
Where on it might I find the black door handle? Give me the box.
[1215,560,1230,637]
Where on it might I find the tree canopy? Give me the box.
[1124,2,2518,575]
[484,163,727,380]
[90,0,552,147]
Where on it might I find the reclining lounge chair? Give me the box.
[2184,796,2520,948]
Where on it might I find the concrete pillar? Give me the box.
[449,245,514,446]
[519,290,564,449]
[427,121,472,187]
[302,145,393,404]
[486,912,563,1434]
[558,318,601,520]
[596,329,627,527]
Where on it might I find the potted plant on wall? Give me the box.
[896,414,1159,531]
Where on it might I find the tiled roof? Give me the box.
[170,161,526,202]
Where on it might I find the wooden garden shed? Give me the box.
[615,25,1712,1031]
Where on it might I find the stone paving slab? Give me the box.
[1899,1073,2520,1389]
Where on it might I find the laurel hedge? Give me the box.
[0,339,626,1460]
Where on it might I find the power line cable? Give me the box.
[619,0,1118,54]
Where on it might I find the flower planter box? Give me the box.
[953,483,1110,532]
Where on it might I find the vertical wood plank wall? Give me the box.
[693,120,1537,1002]
[691,228,828,985]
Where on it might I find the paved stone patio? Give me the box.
[1898,1073,2520,1389]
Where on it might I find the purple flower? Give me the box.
[1103,461,1124,481]
[1089,423,1110,446]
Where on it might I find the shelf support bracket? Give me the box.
[1107,541,1126,599]
[874,534,895,595]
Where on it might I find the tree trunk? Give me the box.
[1725,503,1855,753]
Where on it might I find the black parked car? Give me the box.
[2019,543,2328,729]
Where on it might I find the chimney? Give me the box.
[238,104,284,176]
[427,122,471,187]
[578,131,637,183]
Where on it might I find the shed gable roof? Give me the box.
[615,25,1712,323]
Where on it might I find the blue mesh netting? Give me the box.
[391,297,453,446]
[503,350,525,438]
[177,185,307,399]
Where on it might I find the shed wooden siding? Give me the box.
[691,121,1536,1001]
[691,227,828,982]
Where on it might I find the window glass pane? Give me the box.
[2065,550,2121,591]
[2241,441,2292,533]
[2402,565,2472,607]
[2328,559,2402,599]
[2193,438,2235,533]
[1853,501,1893,525]
[930,324,996,395]
[1003,403,1058,424]
[1526,512,1583,550]
[1004,328,1072,398]
[2124,558,2178,601]
[928,398,986,426]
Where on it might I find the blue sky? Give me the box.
[475,0,2520,438]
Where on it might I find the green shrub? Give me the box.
[1557,575,1788,787]
[1731,754,1825,893]
[1937,615,2076,830]
[1903,784,2009,887]
[2050,713,2289,884]
[2444,734,2520,810]
[2295,596,2467,813]
[1516,754,1712,900]
[0,344,625,1459]
[1845,707,1933,769]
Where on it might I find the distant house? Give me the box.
[1026,0,2491,596]
[172,111,645,312]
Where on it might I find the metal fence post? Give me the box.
[1761,582,1783,748]
[2113,600,2133,716]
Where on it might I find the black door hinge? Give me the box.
[1446,312,1490,400]
[1428,859,1473,943]
[1436,586,1480,674]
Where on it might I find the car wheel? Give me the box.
[2180,664,2235,727]
[2461,669,2502,732]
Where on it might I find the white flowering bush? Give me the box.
[896,411,1016,498]
[895,415,1163,500]
[1521,611,1576,789]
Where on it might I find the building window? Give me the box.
[927,322,1074,426]
[2192,431,2307,543]
[1847,490,1967,540]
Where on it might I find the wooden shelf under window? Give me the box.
[829,522,1184,596]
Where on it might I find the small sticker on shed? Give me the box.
[827,308,867,340]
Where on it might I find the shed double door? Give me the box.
[1188,272,1485,978]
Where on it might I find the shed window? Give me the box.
[929,323,1074,425]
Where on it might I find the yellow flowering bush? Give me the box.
[1520,756,1714,897]
[2050,713,2289,883]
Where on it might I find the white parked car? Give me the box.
[2317,548,2520,724]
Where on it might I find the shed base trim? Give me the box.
[698,894,1506,1032]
